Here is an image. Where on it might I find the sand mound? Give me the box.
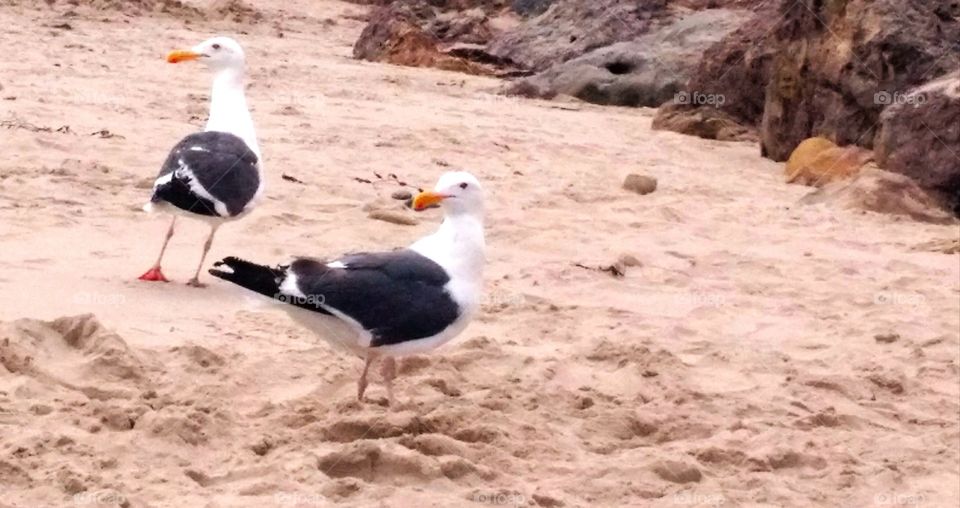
[0,314,149,400]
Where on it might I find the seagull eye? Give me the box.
[459,182,468,189]
[212,43,221,50]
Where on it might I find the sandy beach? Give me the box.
[1,1,958,506]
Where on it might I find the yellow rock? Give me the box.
[785,137,873,187]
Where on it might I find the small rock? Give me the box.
[575,396,594,410]
[30,404,53,415]
[134,177,155,189]
[391,189,412,201]
[622,174,657,195]
[55,435,75,447]
[651,460,702,484]
[618,254,642,267]
[250,436,274,456]
[532,493,565,507]
[57,469,86,495]
[874,333,900,344]
[368,209,419,226]
[184,469,212,487]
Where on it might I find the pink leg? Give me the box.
[358,354,376,401]
[139,217,176,282]
[186,224,219,288]
[380,357,397,407]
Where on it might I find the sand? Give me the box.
[0,1,958,507]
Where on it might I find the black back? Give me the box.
[290,251,461,347]
[152,131,260,217]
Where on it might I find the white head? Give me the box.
[167,36,246,72]
[412,171,484,218]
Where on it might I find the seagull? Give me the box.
[209,171,486,405]
[139,36,263,287]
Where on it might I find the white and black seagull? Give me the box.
[209,172,486,405]
[140,36,263,287]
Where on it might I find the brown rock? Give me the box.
[785,137,873,187]
[352,0,523,76]
[798,166,957,224]
[874,333,899,344]
[622,174,657,195]
[652,103,757,142]
[760,0,959,161]
[651,459,702,484]
[875,71,960,211]
[532,493,565,507]
[368,209,420,226]
[617,254,641,267]
[352,1,494,75]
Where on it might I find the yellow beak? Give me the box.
[166,50,202,63]
[412,191,447,211]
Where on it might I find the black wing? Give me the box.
[209,251,461,347]
[151,131,260,217]
[291,252,461,347]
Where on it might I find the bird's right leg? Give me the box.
[138,216,176,282]
[357,353,376,401]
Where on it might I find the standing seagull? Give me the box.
[209,171,486,405]
[140,36,263,287]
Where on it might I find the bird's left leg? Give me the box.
[380,356,397,408]
[358,353,377,401]
[186,224,220,288]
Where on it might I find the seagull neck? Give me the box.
[206,67,261,159]
[418,213,485,281]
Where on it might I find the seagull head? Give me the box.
[413,171,484,217]
[167,36,246,71]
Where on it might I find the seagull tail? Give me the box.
[209,257,285,300]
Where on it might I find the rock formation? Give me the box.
[874,71,960,212]
[502,9,748,107]
[760,0,959,161]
